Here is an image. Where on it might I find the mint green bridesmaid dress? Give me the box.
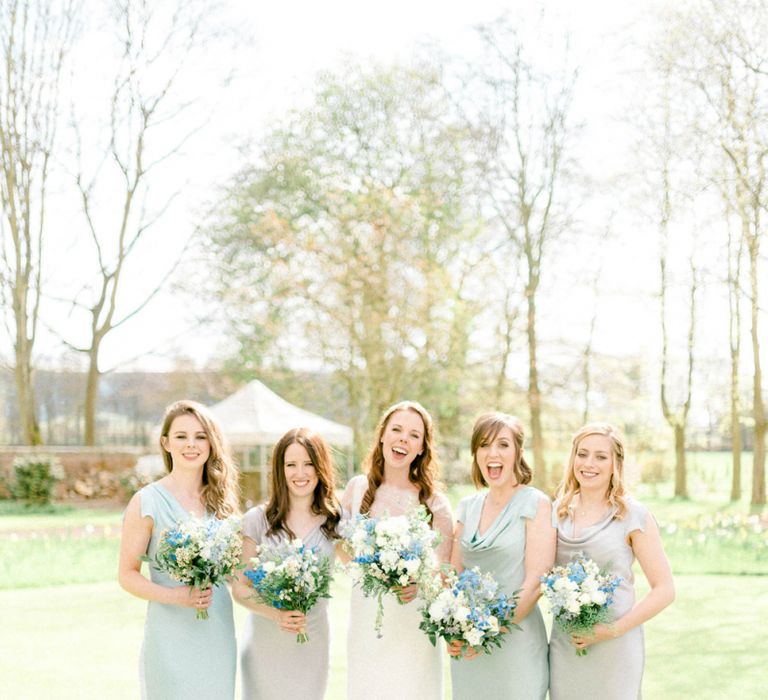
[451,486,550,700]
[138,482,236,699]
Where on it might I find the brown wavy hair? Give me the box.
[265,428,341,540]
[360,400,440,519]
[470,412,533,488]
[555,422,628,521]
[159,400,241,518]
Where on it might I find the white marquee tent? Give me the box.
[209,379,354,500]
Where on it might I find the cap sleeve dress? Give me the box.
[239,503,338,700]
[549,497,650,699]
[450,486,550,700]
[137,481,236,700]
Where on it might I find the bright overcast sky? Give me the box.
[32,0,703,379]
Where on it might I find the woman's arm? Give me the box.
[117,493,210,610]
[231,534,306,634]
[513,497,556,624]
[573,514,675,650]
[449,521,465,573]
[431,493,455,565]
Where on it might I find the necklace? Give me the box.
[577,499,608,517]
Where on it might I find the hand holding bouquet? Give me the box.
[419,567,519,658]
[341,505,440,637]
[540,552,622,655]
[244,539,332,643]
[146,514,242,620]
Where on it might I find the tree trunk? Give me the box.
[13,354,41,446]
[83,349,101,446]
[673,422,688,498]
[730,353,742,501]
[527,285,546,490]
[749,242,766,505]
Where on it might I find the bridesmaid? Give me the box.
[449,412,555,700]
[342,400,453,700]
[549,423,675,700]
[118,400,240,699]
[232,427,342,700]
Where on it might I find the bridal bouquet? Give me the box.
[419,567,519,656]
[341,505,440,637]
[244,539,333,643]
[146,514,242,620]
[540,553,622,655]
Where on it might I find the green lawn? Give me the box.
[1,574,765,699]
[2,455,767,699]
[0,501,123,531]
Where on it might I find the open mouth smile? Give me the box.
[487,461,503,478]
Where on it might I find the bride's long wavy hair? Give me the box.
[555,423,628,521]
[359,400,440,520]
[159,400,241,518]
[265,427,341,540]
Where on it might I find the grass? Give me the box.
[0,500,123,531]
[2,451,767,698]
[1,574,765,699]
[0,534,119,589]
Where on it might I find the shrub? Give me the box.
[639,457,670,484]
[10,455,65,506]
[118,470,157,502]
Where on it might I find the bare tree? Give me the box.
[659,243,697,500]
[725,198,744,500]
[667,0,768,505]
[0,0,78,444]
[62,0,218,445]
[472,19,577,489]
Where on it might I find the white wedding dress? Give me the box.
[342,474,454,700]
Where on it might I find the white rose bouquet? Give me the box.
[146,514,242,620]
[540,552,622,655]
[419,567,519,656]
[341,505,440,636]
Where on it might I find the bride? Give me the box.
[341,400,454,700]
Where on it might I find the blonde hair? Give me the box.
[555,422,628,520]
[470,412,532,488]
[360,400,440,519]
[160,400,241,518]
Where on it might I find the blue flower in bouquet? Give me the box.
[144,514,242,620]
[245,538,332,643]
[341,505,440,637]
[419,567,519,655]
[540,552,622,655]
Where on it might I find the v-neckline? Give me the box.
[475,487,524,538]
[291,518,324,541]
[156,481,207,519]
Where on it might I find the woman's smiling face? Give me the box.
[573,433,614,493]
[380,409,425,471]
[475,426,518,488]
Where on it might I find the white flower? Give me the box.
[465,628,483,646]
[455,605,471,621]
[554,577,578,593]
[262,561,277,574]
[591,590,607,606]
[380,550,400,571]
[404,558,421,578]
[566,598,581,615]
[429,599,448,621]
